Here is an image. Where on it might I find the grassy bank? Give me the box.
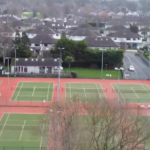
[64,68,122,79]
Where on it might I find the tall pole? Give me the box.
[117,69,120,106]
[101,51,103,79]
[149,49,150,80]
[57,50,62,104]
[15,48,16,77]
[7,58,9,89]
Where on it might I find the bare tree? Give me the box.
[37,96,150,150]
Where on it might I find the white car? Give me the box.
[128,65,135,71]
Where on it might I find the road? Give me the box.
[123,51,150,80]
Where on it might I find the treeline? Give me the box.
[51,38,124,68]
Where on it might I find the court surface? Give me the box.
[65,83,106,102]
[112,84,150,103]
[11,82,54,101]
[0,113,46,150]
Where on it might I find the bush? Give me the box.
[71,71,77,78]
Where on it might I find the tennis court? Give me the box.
[11,82,54,101]
[65,83,106,102]
[0,113,47,150]
[112,84,150,103]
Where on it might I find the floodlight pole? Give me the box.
[57,47,64,104]
[101,51,104,79]
[117,69,120,106]
[6,57,10,89]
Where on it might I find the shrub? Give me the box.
[71,71,77,78]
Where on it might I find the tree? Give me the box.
[65,56,74,70]
[130,24,139,33]
[0,35,12,66]
[37,98,150,150]
[11,31,32,58]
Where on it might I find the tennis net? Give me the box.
[65,88,107,92]
[113,89,150,93]
[11,86,54,91]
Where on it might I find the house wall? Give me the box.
[30,43,54,49]
[11,66,39,74]
[68,36,86,41]
[89,47,118,50]
[111,37,142,43]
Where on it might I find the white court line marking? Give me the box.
[131,87,139,98]
[114,84,126,103]
[99,84,107,100]
[19,120,26,140]
[15,82,24,101]
[141,85,150,95]
[32,86,36,97]
[83,86,86,98]
[69,82,71,98]
[0,114,10,136]
[10,82,19,101]
[47,83,51,101]
[95,83,102,99]
[40,124,44,150]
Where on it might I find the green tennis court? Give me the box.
[65,83,107,102]
[11,82,54,101]
[0,113,47,150]
[112,84,150,103]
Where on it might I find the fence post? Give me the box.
[22,147,23,150]
[4,146,5,150]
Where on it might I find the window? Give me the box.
[127,38,130,41]
[24,67,27,72]
[18,67,20,72]
[21,67,23,72]
[114,38,117,40]
[35,44,40,46]
[133,38,136,41]
[44,44,48,47]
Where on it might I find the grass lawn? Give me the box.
[64,68,122,79]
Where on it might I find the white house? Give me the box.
[108,30,142,49]
[11,58,60,74]
[67,28,97,41]
[84,37,119,50]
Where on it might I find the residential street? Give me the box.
[123,51,150,80]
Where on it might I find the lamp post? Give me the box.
[5,57,11,89]
[13,45,18,77]
[101,51,104,79]
[140,105,150,150]
[114,67,124,106]
[57,47,64,104]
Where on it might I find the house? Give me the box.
[26,26,59,39]
[108,30,142,49]
[45,21,65,34]
[65,19,86,29]
[30,34,57,51]
[11,20,31,31]
[0,24,15,37]
[23,18,43,27]
[84,37,119,50]
[0,15,18,23]
[67,28,97,41]
[11,58,60,74]
[104,25,127,36]
[105,19,130,28]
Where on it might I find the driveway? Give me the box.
[123,51,150,80]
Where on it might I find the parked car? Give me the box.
[128,65,135,71]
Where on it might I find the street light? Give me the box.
[114,67,124,106]
[5,57,11,89]
[140,105,150,150]
[57,47,64,104]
